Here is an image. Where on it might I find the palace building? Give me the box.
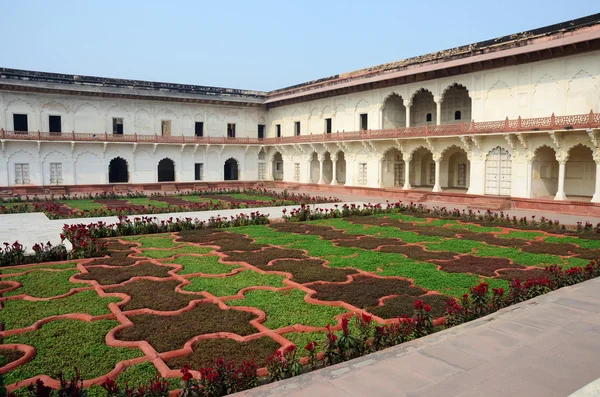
[1,14,600,211]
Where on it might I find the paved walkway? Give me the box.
[233,278,600,397]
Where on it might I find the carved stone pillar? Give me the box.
[331,154,338,185]
[405,105,411,128]
[318,153,325,184]
[592,152,600,203]
[555,160,567,201]
[432,154,442,192]
[435,100,442,126]
[403,154,412,190]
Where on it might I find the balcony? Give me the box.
[1,111,599,146]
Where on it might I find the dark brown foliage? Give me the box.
[366,293,451,319]
[496,267,547,281]
[103,241,139,251]
[260,259,357,284]
[432,255,522,276]
[86,251,139,267]
[166,337,281,369]
[222,248,306,267]
[116,303,259,352]
[0,348,24,366]
[333,236,404,250]
[309,274,423,308]
[271,223,350,240]
[151,196,193,206]
[177,230,266,251]
[108,279,198,311]
[378,245,457,261]
[78,262,172,285]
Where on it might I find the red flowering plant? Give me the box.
[507,279,527,304]
[388,315,416,345]
[337,317,360,360]
[355,312,374,355]
[469,282,490,319]
[491,287,507,311]
[304,341,319,370]
[282,345,302,378]
[524,277,551,299]
[24,379,53,397]
[265,350,287,382]
[565,267,585,286]
[444,298,465,328]
[413,300,433,337]
[372,325,390,351]
[322,324,340,365]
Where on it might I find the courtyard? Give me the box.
[1,205,599,394]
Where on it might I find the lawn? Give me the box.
[0,189,339,219]
[1,214,598,392]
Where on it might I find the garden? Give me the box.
[1,203,600,396]
[0,188,339,219]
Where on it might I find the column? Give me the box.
[526,161,533,198]
[331,155,338,185]
[436,100,441,126]
[377,158,384,188]
[405,104,411,128]
[554,161,567,201]
[592,161,600,203]
[432,155,442,192]
[403,155,412,190]
[318,154,325,184]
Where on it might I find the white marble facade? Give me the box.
[1,46,600,201]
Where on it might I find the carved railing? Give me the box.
[1,111,599,146]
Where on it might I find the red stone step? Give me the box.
[470,197,511,210]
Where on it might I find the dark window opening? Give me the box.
[161,120,171,136]
[158,158,175,182]
[13,114,28,132]
[276,124,281,138]
[195,122,204,137]
[108,157,128,183]
[194,163,204,180]
[426,113,433,122]
[224,158,239,180]
[454,110,462,120]
[49,115,61,133]
[325,118,332,133]
[227,123,236,138]
[112,118,124,135]
[258,124,265,139]
[360,114,368,130]
[294,121,301,136]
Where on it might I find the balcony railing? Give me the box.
[1,111,599,146]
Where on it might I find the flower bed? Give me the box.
[0,188,340,219]
[2,209,600,396]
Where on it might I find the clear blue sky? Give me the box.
[3,0,599,91]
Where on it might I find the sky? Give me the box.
[2,0,599,92]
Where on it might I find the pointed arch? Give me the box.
[157,157,176,182]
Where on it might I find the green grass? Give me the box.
[165,255,241,275]
[183,270,286,296]
[0,290,120,330]
[119,234,180,249]
[227,193,278,202]
[226,289,346,329]
[58,199,104,211]
[474,246,565,267]
[3,269,86,298]
[124,197,169,208]
[0,262,77,275]
[498,230,545,239]
[176,195,214,203]
[3,319,143,386]
[544,236,600,249]
[139,246,212,259]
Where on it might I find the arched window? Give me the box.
[426,113,432,122]
[454,110,462,120]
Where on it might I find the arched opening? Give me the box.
[441,146,470,190]
[322,152,333,184]
[410,89,436,127]
[441,84,472,124]
[531,146,558,198]
[565,145,595,198]
[272,152,283,181]
[108,157,129,183]
[157,158,175,182]
[310,152,319,183]
[335,152,347,185]
[409,147,435,188]
[224,158,239,181]
[485,147,512,196]
[381,148,405,187]
[258,149,267,180]
[382,94,406,129]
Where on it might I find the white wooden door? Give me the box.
[15,164,30,185]
[393,163,404,186]
[50,163,63,185]
[485,147,512,196]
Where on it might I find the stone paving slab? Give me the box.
[231,278,600,397]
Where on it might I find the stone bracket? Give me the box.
[193,144,200,154]
[103,142,108,158]
[152,143,158,155]
[0,140,5,157]
[132,143,138,154]
[70,141,76,154]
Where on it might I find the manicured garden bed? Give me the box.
[1,212,600,395]
[0,188,339,219]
